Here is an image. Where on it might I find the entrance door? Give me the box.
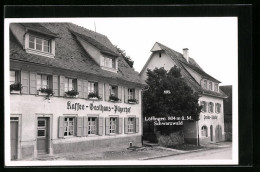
[10,119,18,160]
[210,125,213,142]
[215,125,222,142]
[37,117,49,155]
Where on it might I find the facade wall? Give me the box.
[198,95,225,143]
[140,52,176,81]
[10,92,142,159]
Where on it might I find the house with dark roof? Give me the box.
[220,85,232,141]
[140,42,227,145]
[9,23,144,160]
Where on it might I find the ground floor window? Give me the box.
[88,117,97,135]
[128,118,134,133]
[64,117,75,136]
[201,125,208,137]
[110,117,117,134]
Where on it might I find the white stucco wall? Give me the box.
[10,91,142,147]
[198,95,225,142]
[140,51,176,81]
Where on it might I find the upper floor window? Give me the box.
[101,56,116,68]
[201,101,207,112]
[203,80,207,89]
[209,82,213,90]
[88,81,98,94]
[110,85,118,97]
[214,83,218,92]
[215,103,221,113]
[208,102,214,113]
[10,70,19,84]
[29,35,50,53]
[37,74,51,90]
[65,78,77,92]
[128,88,135,100]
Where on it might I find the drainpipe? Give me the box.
[197,120,200,146]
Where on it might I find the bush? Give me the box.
[65,90,79,97]
[10,82,22,91]
[156,130,184,147]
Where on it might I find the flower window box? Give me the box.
[10,82,22,94]
[65,90,79,98]
[109,95,121,102]
[88,92,101,100]
[128,99,137,104]
[37,88,54,97]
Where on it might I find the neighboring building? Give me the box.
[220,85,232,141]
[9,23,144,160]
[140,42,227,145]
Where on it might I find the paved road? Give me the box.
[151,147,232,160]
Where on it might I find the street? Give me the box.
[150,146,232,160]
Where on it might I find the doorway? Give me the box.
[215,125,222,142]
[37,117,50,155]
[210,125,213,142]
[10,117,18,160]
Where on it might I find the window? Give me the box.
[88,81,98,94]
[208,102,214,113]
[215,103,221,113]
[29,35,50,53]
[201,125,208,137]
[88,117,97,135]
[203,80,207,89]
[214,84,218,92]
[209,82,213,90]
[37,119,46,137]
[37,74,51,90]
[64,117,75,136]
[65,78,77,92]
[201,101,207,112]
[110,85,118,97]
[10,70,19,84]
[101,56,116,69]
[128,88,135,100]
[109,117,117,134]
[128,118,134,133]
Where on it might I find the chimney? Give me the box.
[183,48,189,63]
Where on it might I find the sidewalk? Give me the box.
[31,141,232,161]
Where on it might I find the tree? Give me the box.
[115,45,134,68]
[143,66,202,135]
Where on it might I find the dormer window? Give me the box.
[209,82,213,91]
[214,83,219,92]
[203,80,207,89]
[29,35,50,53]
[100,55,118,73]
[25,33,55,58]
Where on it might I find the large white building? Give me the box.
[9,23,144,160]
[140,42,227,144]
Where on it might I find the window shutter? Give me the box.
[220,104,222,113]
[58,116,64,138]
[83,80,88,99]
[118,86,122,101]
[21,71,29,94]
[77,79,83,98]
[98,82,103,100]
[51,40,55,55]
[215,103,217,113]
[105,117,110,135]
[83,116,88,136]
[212,103,214,113]
[135,117,139,133]
[76,117,83,137]
[52,75,59,96]
[24,33,29,49]
[118,118,123,134]
[29,72,37,94]
[208,102,210,113]
[98,117,103,136]
[59,76,65,96]
[135,88,139,103]
[124,117,128,134]
[124,87,128,103]
[105,84,110,101]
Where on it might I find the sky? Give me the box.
[72,17,237,86]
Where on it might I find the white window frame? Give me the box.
[203,80,207,89]
[128,88,135,100]
[127,117,135,133]
[65,78,77,92]
[88,117,97,135]
[208,102,214,113]
[201,101,207,112]
[109,117,117,134]
[88,81,98,94]
[209,82,213,90]
[37,74,51,90]
[214,83,219,92]
[64,117,75,137]
[110,85,118,97]
[29,35,51,53]
[201,125,208,137]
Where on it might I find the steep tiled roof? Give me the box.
[21,23,58,37]
[10,23,143,87]
[157,42,220,83]
[220,85,232,114]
